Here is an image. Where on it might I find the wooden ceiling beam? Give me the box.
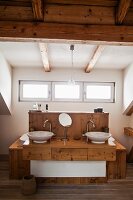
[32,0,44,21]
[39,43,50,72]
[116,0,132,24]
[85,45,105,73]
[0,22,133,45]
[126,105,133,116]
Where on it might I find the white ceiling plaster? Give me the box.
[0,42,43,68]
[95,46,133,69]
[0,41,133,70]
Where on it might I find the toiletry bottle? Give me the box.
[33,102,38,110]
[38,104,41,111]
[46,104,48,112]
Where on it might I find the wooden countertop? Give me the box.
[22,138,116,149]
[9,137,126,162]
[9,137,126,151]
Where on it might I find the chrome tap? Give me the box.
[86,119,95,132]
[43,119,52,132]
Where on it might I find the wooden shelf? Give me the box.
[124,127,133,136]
[126,105,133,116]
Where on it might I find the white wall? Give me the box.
[0,67,130,154]
[0,52,12,113]
[123,63,133,114]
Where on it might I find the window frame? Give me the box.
[84,82,115,103]
[19,80,115,103]
[19,80,51,102]
[52,81,83,102]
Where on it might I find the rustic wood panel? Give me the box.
[88,147,116,161]
[124,127,133,136]
[9,148,30,179]
[0,6,33,21]
[0,22,133,44]
[44,4,115,25]
[0,2,117,25]
[107,141,126,179]
[126,104,133,116]
[46,0,118,7]
[51,148,88,160]
[36,176,107,184]
[23,146,51,160]
[39,43,51,72]
[124,8,133,25]
[32,0,44,21]
[116,0,132,24]
[0,1,31,7]
[9,138,126,180]
[0,0,118,7]
[85,45,105,72]
[29,112,109,139]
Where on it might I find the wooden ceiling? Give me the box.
[0,0,132,25]
[0,0,132,43]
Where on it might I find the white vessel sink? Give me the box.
[27,131,54,143]
[85,132,111,144]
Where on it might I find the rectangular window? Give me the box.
[19,81,51,101]
[19,81,115,103]
[52,82,82,101]
[84,82,115,102]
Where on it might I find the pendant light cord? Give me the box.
[70,45,74,69]
[69,45,75,84]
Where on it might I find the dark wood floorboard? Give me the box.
[0,161,133,200]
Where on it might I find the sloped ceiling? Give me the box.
[0,93,10,115]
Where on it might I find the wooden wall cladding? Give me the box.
[29,112,109,139]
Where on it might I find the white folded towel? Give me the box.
[20,133,29,142]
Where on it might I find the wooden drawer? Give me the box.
[88,147,116,161]
[51,148,88,160]
[23,147,51,160]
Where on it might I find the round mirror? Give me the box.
[59,113,72,127]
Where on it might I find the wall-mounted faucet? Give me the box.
[43,119,52,132]
[86,119,96,132]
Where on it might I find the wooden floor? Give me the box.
[0,161,133,200]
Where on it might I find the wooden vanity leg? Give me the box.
[9,148,30,179]
[107,148,126,179]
